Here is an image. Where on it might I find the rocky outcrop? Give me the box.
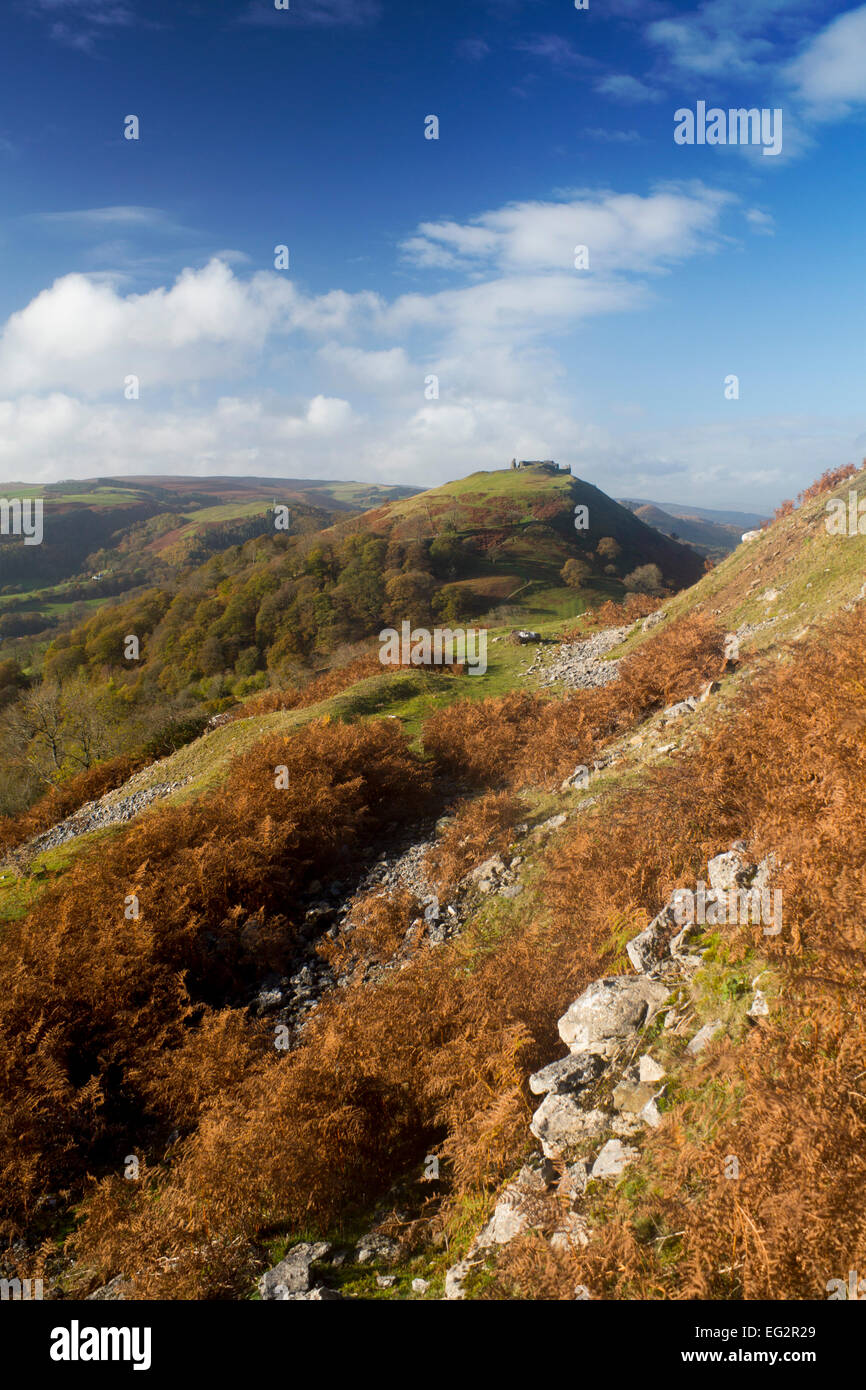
[521,624,634,690]
[258,1242,334,1300]
[444,839,777,1298]
[557,976,671,1058]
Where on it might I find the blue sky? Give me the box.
[0,0,864,508]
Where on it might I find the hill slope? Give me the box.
[2,463,864,1305]
[620,500,742,558]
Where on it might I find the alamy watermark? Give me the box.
[825,490,866,536]
[1,1276,44,1300]
[826,1269,866,1299]
[379,621,487,676]
[672,882,782,936]
[50,1321,152,1370]
[674,102,782,157]
[0,497,43,545]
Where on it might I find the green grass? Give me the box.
[0,485,146,507]
[0,845,79,921]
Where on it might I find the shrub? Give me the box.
[142,714,211,760]
[623,563,664,595]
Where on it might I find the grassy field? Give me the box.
[0,485,147,507]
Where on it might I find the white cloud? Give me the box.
[0,187,731,401]
[786,5,866,114]
[316,343,415,393]
[745,208,775,234]
[595,74,661,103]
[0,260,296,395]
[0,386,855,512]
[401,187,732,278]
[0,260,386,397]
[4,184,822,506]
[32,206,183,232]
[516,35,588,70]
[456,38,490,62]
[27,0,139,52]
[585,128,642,144]
[0,391,358,481]
[646,0,810,78]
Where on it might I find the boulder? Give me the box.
[550,1212,590,1253]
[561,765,591,792]
[469,854,507,894]
[86,1275,129,1301]
[641,610,666,631]
[528,1051,604,1097]
[590,1138,639,1181]
[444,1258,474,1301]
[475,1164,556,1247]
[476,1190,533,1248]
[258,1242,332,1299]
[751,853,776,892]
[638,1054,665,1083]
[355,1233,400,1266]
[612,1079,657,1114]
[686,1020,725,1056]
[639,1097,663,1129]
[530,1097,609,1161]
[707,850,752,893]
[557,976,671,1058]
[611,1112,643,1138]
[662,696,698,722]
[557,1161,589,1208]
[626,900,680,973]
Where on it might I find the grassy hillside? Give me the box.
[0,474,414,599]
[353,467,704,587]
[2,462,864,1306]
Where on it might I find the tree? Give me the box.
[623,563,665,595]
[560,557,593,588]
[432,586,471,623]
[384,570,435,627]
[596,537,622,565]
[2,679,116,785]
[0,659,27,709]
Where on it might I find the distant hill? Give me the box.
[115,475,421,510]
[0,475,419,593]
[618,500,743,558]
[618,497,768,529]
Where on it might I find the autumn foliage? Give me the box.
[3,597,865,1304]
